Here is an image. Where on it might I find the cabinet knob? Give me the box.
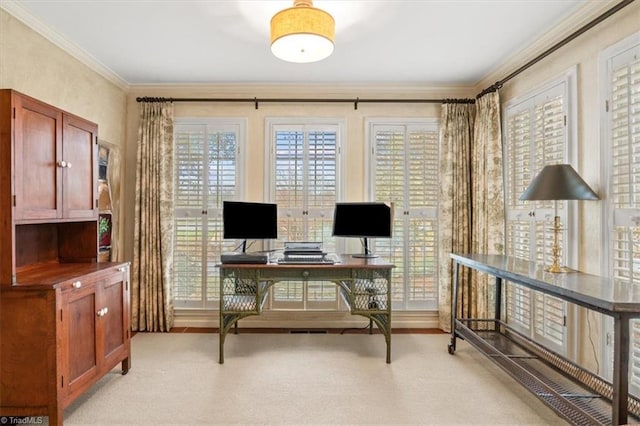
[57,160,67,168]
[96,307,109,317]
[302,270,309,278]
[66,162,72,168]
[72,281,82,289]
[117,266,126,272]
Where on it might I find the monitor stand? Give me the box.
[352,238,378,259]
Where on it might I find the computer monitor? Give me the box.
[332,202,392,258]
[223,201,278,252]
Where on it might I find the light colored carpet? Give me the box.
[62,332,567,425]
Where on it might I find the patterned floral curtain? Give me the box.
[437,93,505,331]
[470,91,505,321]
[438,102,475,331]
[132,101,175,332]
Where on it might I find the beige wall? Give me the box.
[0,8,128,256]
[0,9,127,145]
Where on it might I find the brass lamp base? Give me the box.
[544,263,573,273]
[545,215,574,273]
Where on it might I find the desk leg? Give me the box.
[219,314,225,364]
[386,336,391,364]
[612,315,631,425]
[219,333,225,364]
[448,261,460,355]
[366,313,391,363]
[494,277,502,332]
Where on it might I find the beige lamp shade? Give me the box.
[270,0,335,63]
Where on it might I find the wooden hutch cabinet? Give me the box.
[0,89,131,425]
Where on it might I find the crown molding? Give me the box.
[475,0,625,93]
[1,0,130,91]
[127,82,475,99]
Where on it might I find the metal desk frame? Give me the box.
[448,253,640,425]
[218,255,394,364]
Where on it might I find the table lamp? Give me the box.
[519,164,599,273]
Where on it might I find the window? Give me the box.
[601,33,640,394]
[503,67,577,354]
[173,119,246,309]
[366,119,439,310]
[266,118,344,310]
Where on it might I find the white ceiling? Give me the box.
[4,0,589,87]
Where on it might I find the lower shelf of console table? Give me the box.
[452,318,640,425]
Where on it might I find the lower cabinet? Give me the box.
[0,262,131,425]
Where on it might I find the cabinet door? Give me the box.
[13,94,63,220]
[62,114,97,219]
[61,283,98,399]
[97,267,130,369]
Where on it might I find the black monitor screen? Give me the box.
[223,201,278,240]
[332,202,392,238]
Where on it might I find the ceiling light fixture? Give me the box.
[270,0,335,63]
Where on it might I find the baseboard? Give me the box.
[167,326,445,334]
[173,309,441,330]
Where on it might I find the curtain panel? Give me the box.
[132,101,175,332]
[470,92,505,321]
[437,103,475,331]
[437,93,505,331]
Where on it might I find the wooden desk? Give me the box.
[449,253,640,425]
[218,255,393,363]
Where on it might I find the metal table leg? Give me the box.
[448,260,460,354]
[612,314,631,425]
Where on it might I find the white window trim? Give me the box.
[264,117,346,205]
[600,31,640,278]
[175,117,248,200]
[364,117,440,200]
[173,116,248,310]
[501,65,579,359]
[599,31,640,382]
[263,117,347,310]
[364,117,440,311]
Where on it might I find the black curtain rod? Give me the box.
[476,0,635,98]
[135,96,475,109]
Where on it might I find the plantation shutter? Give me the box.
[370,122,439,310]
[271,124,339,309]
[504,80,570,351]
[605,41,640,394]
[173,121,242,309]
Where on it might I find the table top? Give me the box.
[219,254,394,270]
[451,253,640,315]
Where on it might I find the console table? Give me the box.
[448,253,640,425]
[218,255,393,364]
